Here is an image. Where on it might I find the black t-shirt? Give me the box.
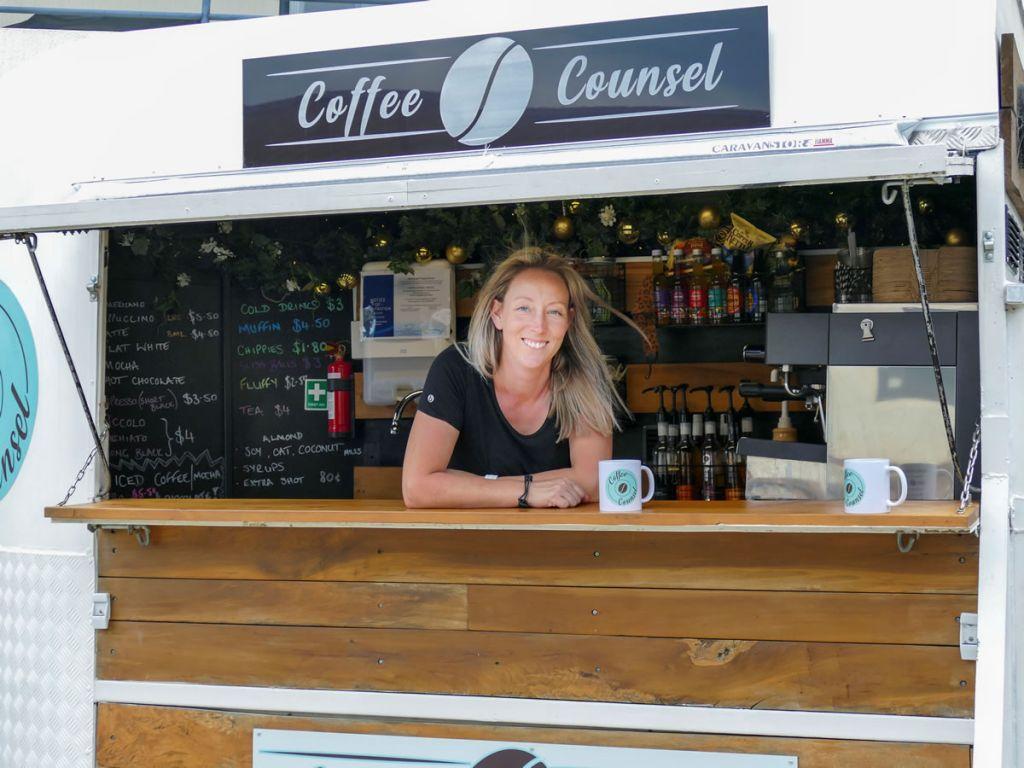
[417,345,571,477]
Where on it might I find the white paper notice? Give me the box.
[393,271,450,338]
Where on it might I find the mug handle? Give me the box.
[640,465,656,504]
[887,466,908,507]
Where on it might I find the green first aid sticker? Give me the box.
[304,378,328,411]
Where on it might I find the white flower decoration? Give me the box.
[176,272,191,288]
[212,245,235,263]
[217,221,233,234]
[119,232,134,247]
[199,238,218,254]
[285,278,300,293]
[599,205,617,228]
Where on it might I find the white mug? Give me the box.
[843,458,908,514]
[599,459,655,513]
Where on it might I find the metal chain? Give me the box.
[958,419,982,514]
[14,232,113,505]
[58,429,109,506]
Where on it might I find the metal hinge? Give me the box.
[92,593,111,630]
[86,523,151,547]
[959,612,978,661]
[86,275,99,302]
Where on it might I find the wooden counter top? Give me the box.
[46,498,978,534]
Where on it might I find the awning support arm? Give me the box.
[882,183,966,486]
[3,232,111,503]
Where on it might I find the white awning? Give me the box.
[0,127,956,234]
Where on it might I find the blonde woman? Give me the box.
[402,247,640,509]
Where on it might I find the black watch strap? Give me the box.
[518,474,533,508]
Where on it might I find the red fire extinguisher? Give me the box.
[327,343,353,440]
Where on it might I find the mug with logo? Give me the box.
[843,458,908,514]
[599,459,655,513]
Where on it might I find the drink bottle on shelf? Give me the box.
[652,249,671,327]
[691,386,722,500]
[726,249,745,323]
[744,251,765,323]
[708,247,728,325]
[644,385,673,499]
[671,384,696,500]
[739,394,756,438]
[686,248,708,326]
[669,247,689,325]
[719,384,744,500]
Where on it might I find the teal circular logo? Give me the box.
[0,280,38,501]
[844,469,866,507]
[606,468,638,506]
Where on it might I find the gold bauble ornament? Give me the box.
[313,282,331,296]
[788,219,809,242]
[567,200,582,214]
[335,273,356,290]
[444,243,467,265]
[552,215,575,241]
[698,205,722,230]
[617,220,640,245]
[945,227,969,247]
[414,246,434,264]
[834,212,854,232]
[371,232,391,251]
[656,230,673,247]
[776,233,799,250]
[917,198,934,216]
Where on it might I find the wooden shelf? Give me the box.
[46,499,977,534]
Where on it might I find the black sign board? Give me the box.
[243,7,769,167]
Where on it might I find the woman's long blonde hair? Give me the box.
[462,247,645,441]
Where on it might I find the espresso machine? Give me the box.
[739,310,979,501]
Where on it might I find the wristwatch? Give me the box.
[518,474,533,508]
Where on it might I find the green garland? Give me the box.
[110,180,974,310]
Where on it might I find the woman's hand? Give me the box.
[526,477,587,508]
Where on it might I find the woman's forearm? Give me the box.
[532,466,598,502]
[403,468,524,508]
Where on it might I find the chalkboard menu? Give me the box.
[229,287,356,498]
[105,276,226,499]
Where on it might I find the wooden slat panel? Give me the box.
[355,372,417,420]
[98,528,979,594]
[99,577,466,629]
[97,622,974,716]
[354,466,403,499]
[627,363,780,413]
[468,585,973,645]
[96,703,974,768]
[97,703,972,768]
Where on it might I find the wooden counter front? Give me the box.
[46,498,978,534]
[60,498,978,768]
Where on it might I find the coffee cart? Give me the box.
[0,2,1020,766]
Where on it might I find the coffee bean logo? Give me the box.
[439,37,533,146]
[472,748,547,768]
[605,468,638,506]
[844,469,866,507]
